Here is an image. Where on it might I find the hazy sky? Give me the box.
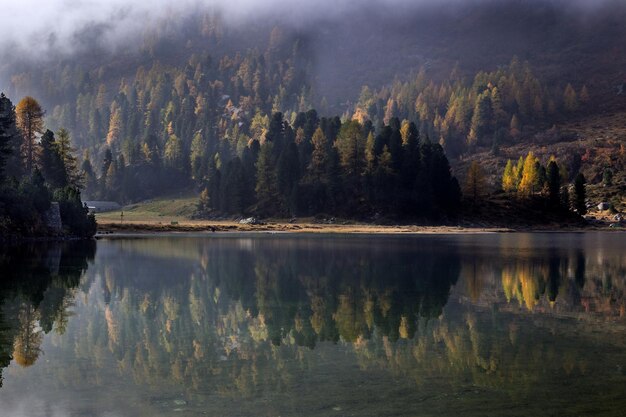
[0,0,613,56]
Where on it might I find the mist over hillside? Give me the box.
[2,0,626,109]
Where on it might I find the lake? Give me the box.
[0,233,625,416]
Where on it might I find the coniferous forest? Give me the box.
[0,94,95,238]
[2,0,625,232]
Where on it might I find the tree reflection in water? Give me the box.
[0,242,95,384]
[0,234,625,416]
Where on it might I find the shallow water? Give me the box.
[0,233,625,416]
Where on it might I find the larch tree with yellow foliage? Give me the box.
[563,84,578,113]
[464,161,487,205]
[518,152,540,196]
[502,160,516,192]
[15,96,45,174]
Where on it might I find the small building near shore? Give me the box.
[83,201,122,213]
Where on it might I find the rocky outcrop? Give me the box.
[44,202,63,233]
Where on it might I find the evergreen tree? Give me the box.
[190,131,206,181]
[56,128,81,188]
[373,145,395,207]
[277,142,300,214]
[220,157,245,213]
[0,93,18,180]
[39,130,67,189]
[80,153,98,199]
[546,160,560,207]
[308,127,329,182]
[336,120,365,182]
[255,142,281,215]
[100,148,113,197]
[205,156,221,212]
[164,134,184,170]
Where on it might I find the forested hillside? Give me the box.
[1,0,624,222]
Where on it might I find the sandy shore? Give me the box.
[95,218,534,235]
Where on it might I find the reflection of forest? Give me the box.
[70,238,626,395]
[0,242,95,386]
[1,235,625,415]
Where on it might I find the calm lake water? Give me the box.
[0,233,625,416]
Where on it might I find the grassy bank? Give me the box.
[95,191,626,235]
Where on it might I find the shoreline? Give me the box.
[95,219,616,236]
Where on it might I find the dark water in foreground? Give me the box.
[0,233,625,416]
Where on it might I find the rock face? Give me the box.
[44,202,63,233]
[239,217,264,225]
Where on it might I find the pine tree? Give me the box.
[255,142,281,215]
[546,160,560,207]
[277,142,300,214]
[81,152,98,199]
[309,127,329,181]
[39,130,67,189]
[190,131,206,181]
[336,120,365,181]
[164,134,183,169]
[467,91,492,146]
[0,93,18,180]
[100,148,113,197]
[373,145,395,206]
[56,128,81,187]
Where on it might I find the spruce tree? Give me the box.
[0,93,17,180]
[547,160,561,207]
[39,130,67,189]
[255,142,281,215]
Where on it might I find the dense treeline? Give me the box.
[33,30,318,203]
[3,20,594,221]
[39,53,586,219]
[353,58,589,157]
[0,93,95,237]
[501,151,587,215]
[196,112,460,219]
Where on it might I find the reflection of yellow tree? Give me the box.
[13,304,43,367]
[501,263,545,310]
[105,306,119,347]
[334,290,364,342]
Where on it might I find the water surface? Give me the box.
[0,233,625,416]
